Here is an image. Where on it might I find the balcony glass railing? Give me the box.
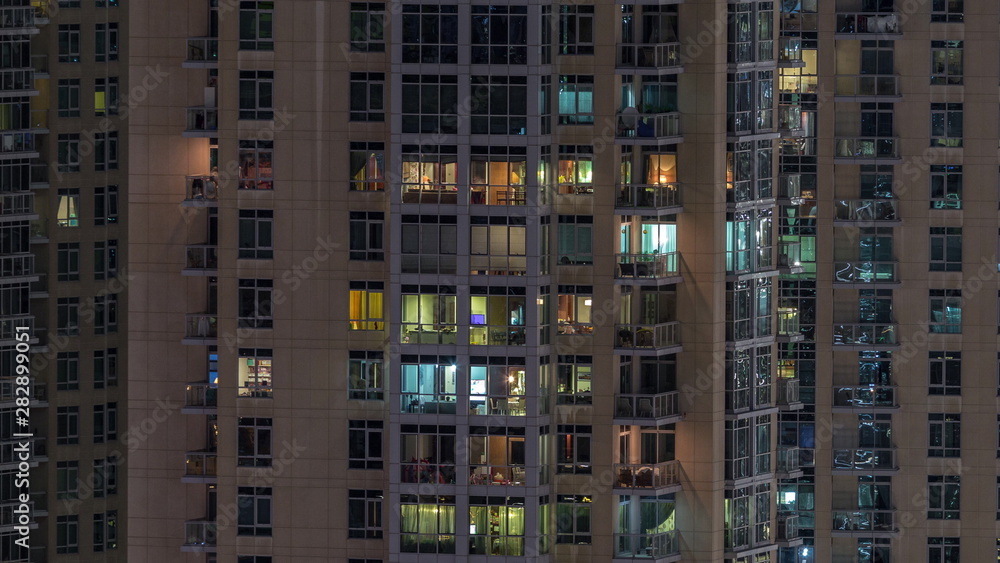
[614,391,680,420]
[615,252,680,280]
[834,261,898,283]
[832,448,896,471]
[0,7,35,30]
[778,174,801,199]
[615,183,681,210]
[614,531,680,559]
[778,104,802,132]
[0,132,36,154]
[833,323,897,346]
[778,310,799,336]
[833,385,897,408]
[615,322,680,349]
[185,314,218,339]
[0,193,32,216]
[0,254,33,277]
[0,69,35,92]
[186,107,218,133]
[835,75,899,97]
[185,451,218,477]
[186,37,219,63]
[184,520,217,547]
[617,112,680,139]
[30,162,47,186]
[834,137,899,159]
[776,378,800,405]
[834,199,897,221]
[613,461,680,489]
[832,510,896,532]
[616,43,681,69]
[779,37,802,62]
[185,175,219,202]
[185,245,218,271]
[778,241,801,269]
[776,447,801,474]
[30,54,47,74]
[468,465,526,486]
[184,383,217,408]
[0,316,33,343]
[777,513,800,541]
[836,12,900,34]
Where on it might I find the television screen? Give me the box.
[470,314,486,325]
[470,379,487,396]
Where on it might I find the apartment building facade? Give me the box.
[125,1,1000,563]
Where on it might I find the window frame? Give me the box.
[347,489,384,539]
[348,420,384,469]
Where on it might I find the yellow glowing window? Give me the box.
[349,289,384,330]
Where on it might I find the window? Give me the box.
[93,293,119,334]
[237,417,272,467]
[94,348,119,389]
[928,475,960,519]
[401,144,458,203]
[93,510,117,551]
[400,424,457,484]
[56,515,79,554]
[349,73,385,122]
[400,357,458,411]
[930,103,962,147]
[558,5,594,55]
[94,185,119,225]
[469,287,526,346]
[238,279,273,329]
[348,351,384,400]
[350,211,384,261]
[401,4,458,64]
[56,189,79,227]
[238,349,272,397]
[57,242,80,281]
[348,420,383,469]
[930,165,961,209]
[556,495,592,544]
[238,210,273,259]
[239,71,274,120]
[469,496,526,555]
[931,0,962,22]
[400,287,457,344]
[57,406,79,445]
[399,494,457,553]
[402,215,458,274]
[238,140,273,189]
[58,297,80,336]
[56,461,79,499]
[402,75,458,134]
[558,75,594,124]
[471,5,527,64]
[349,142,385,190]
[468,361,526,416]
[239,1,274,50]
[237,487,272,536]
[58,79,80,117]
[470,75,528,135]
[349,281,384,330]
[58,24,81,63]
[557,215,594,265]
[557,146,594,194]
[350,2,384,53]
[557,356,592,405]
[94,131,119,171]
[58,134,81,172]
[557,425,592,474]
[95,77,119,116]
[470,146,528,206]
[94,240,119,280]
[928,537,959,563]
[92,402,117,443]
[929,289,962,333]
[348,490,384,538]
[929,413,960,457]
[931,41,962,85]
[929,352,960,395]
[929,228,961,271]
[95,22,118,61]
[469,216,526,275]
[556,287,593,334]
[57,352,79,390]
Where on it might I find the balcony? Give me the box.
[31,0,48,23]
[776,378,803,410]
[777,174,804,204]
[615,183,682,214]
[615,322,681,354]
[614,392,683,425]
[834,261,899,285]
[0,436,44,468]
[0,316,33,346]
[183,37,219,68]
[0,6,36,34]
[726,248,772,277]
[183,451,217,484]
[30,54,46,78]
[613,461,681,494]
[777,308,803,343]
[834,75,900,99]
[778,241,803,275]
[182,383,217,414]
[0,69,36,97]
[0,500,39,531]
[182,519,217,552]
[30,108,47,133]
[615,252,681,283]
[775,447,804,478]
[834,137,900,161]
[183,245,218,275]
[832,447,897,472]
[183,314,218,345]
[181,175,219,206]
[0,253,34,279]
[29,162,47,189]
[834,199,898,224]
[832,323,897,348]
[832,385,898,411]
[836,12,900,36]
[615,42,682,72]
[776,513,803,545]
[613,531,681,562]
[0,132,39,158]
[778,37,804,68]
[29,273,46,299]
[0,192,34,218]
[831,510,898,536]
[617,111,682,143]
[184,107,218,137]
[778,104,804,137]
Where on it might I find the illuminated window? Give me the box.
[57,189,79,227]
[469,497,525,555]
[238,140,273,189]
[556,145,593,194]
[400,357,457,412]
[469,362,526,415]
[401,287,457,344]
[468,429,526,487]
[557,356,592,405]
[349,141,385,190]
[238,349,272,397]
[349,281,384,330]
[469,287,526,346]
[557,286,592,334]
[348,351,383,400]
[470,146,527,205]
[399,494,457,553]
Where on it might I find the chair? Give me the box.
[636,263,651,277]
[619,263,635,278]
[638,398,654,418]
[617,397,633,417]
